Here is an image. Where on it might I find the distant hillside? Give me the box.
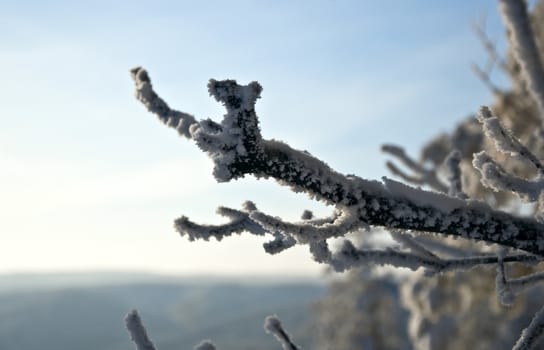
[0,273,324,350]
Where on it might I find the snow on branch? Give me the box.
[474,106,544,212]
[513,305,544,350]
[132,68,544,257]
[500,0,544,120]
[473,151,544,201]
[130,68,197,138]
[264,315,300,350]
[125,310,158,350]
[174,201,265,241]
[318,239,540,274]
[477,106,544,173]
[249,207,363,244]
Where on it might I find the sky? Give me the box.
[0,0,512,278]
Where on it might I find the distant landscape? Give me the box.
[0,273,325,350]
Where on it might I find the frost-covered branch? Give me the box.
[132,68,544,257]
[474,106,544,218]
[264,315,300,350]
[500,0,544,120]
[174,201,265,241]
[514,305,544,350]
[478,106,544,173]
[125,310,157,350]
[473,151,544,201]
[320,239,540,273]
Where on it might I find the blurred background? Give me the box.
[0,0,533,349]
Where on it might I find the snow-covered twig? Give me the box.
[130,68,197,138]
[264,315,299,350]
[174,202,265,241]
[250,207,363,244]
[125,310,158,350]
[513,305,544,350]
[473,151,544,201]
[500,0,544,120]
[477,106,544,174]
[311,238,540,273]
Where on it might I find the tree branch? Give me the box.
[131,68,544,257]
[500,0,544,120]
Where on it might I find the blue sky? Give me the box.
[0,1,511,277]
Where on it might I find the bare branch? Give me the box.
[500,0,544,120]
[390,230,440,260]
[472,16,509,73]
[471,63,504,95]
[382,144,449,193]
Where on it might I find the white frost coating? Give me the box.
[250,207,362,243]
[513,304,544,350]
[194,340,217,350]
[473,151,544,202]
[330,240,434,272]
[130,67,197,138]
[309,240,332,263]
[263,233,296,255]
[175,205,266,241]
[477,106,544,173]
[383,177,464,214]
[125,310,157,350]
[328,239,539,274]
[499,0,544,121]
[263,315,299,350]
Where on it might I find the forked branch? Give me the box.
[131,67,544,257]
